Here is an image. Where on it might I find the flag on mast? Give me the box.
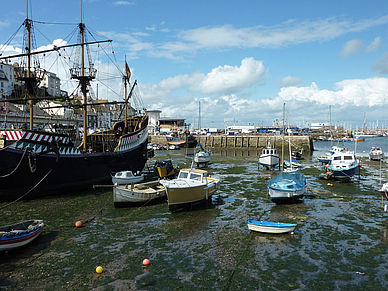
[125,62,131,80]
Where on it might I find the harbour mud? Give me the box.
[1,147,388,290]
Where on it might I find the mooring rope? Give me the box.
[0,169,53,210]
[0,147,29,178]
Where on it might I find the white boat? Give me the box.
[369,147,384,161]
[259,138,280,170]
[328,151,360,181]
[317,145,347,164]
[0,220,44,251]
[113,180,167,208]
[284,158,302,169]
[160,168,220,212]
[194,145,211,167]
[111,171,144,185]
[247,220,296,234]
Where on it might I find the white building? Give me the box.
[40,71,61,97]
[0,62,15,98]
[41,101,74,118]
[147,110,162,135]
[311,122,328,129]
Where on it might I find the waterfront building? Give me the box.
[40,71,61,97]
[0,62,14,98]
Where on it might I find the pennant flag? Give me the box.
[125,62,131,80]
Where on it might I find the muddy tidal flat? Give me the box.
[1,144,388,290]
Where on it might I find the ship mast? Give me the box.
[70,0,97,152]
[26,0,33,130]
[124,56,128,132]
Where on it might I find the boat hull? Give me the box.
[0,220,44,251]
[259,155,280,169]
[268,185,306,203]
[0,129,149,201]
[329,165,360,180]
[162,178,220,212]
[247,220,296,234]
[114,180,167,207]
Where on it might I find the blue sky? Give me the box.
[1,0,388,130]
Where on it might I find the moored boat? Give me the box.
[160,168,220,212]
[113,180,167,208]
[194,145,211,167]
[259,138,280,170]
[327,151,361,181]
[154,159,179,178]
[0,220,44,251]
[267,169,307,203]
[369,147,384,161]
[247,220,296,234]
[316,144,346,164]
[111,170,144,185]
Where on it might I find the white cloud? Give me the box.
[141,74,388,128]
[196,57,266,95]
[280,76,303,87]
[113,1,134,6]
[366,36,382,52]
[340,39,363,57]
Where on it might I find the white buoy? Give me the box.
[384,204,387,212]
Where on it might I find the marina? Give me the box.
[1,137,388,289]
[1,1,388,290]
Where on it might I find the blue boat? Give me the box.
[327,151,360,181]
[267,169,307,204]
[247,220,296,234]
[0,220,44,251]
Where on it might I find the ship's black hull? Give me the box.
[0,140,148,202]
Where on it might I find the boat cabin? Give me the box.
[177,168,209,182]
[262,148,277,155]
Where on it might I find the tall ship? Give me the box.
[0,2,150,201]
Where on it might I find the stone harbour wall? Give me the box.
[149,134,314,153]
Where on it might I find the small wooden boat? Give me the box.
[0,220,44,251]
[247,220,296,234]
[113,180,167,208]
[111,170,144,185]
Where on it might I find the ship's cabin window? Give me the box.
[344,156,353,160]
[189,173,202,181]
[178,171,189,179]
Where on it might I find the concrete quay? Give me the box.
[149,134,314,153]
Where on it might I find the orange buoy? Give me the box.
[325,164,329,168]
[143,259,150,266]
[75,221,82,228]
[359,163,362,167]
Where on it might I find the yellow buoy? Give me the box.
[96,266,103,274]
